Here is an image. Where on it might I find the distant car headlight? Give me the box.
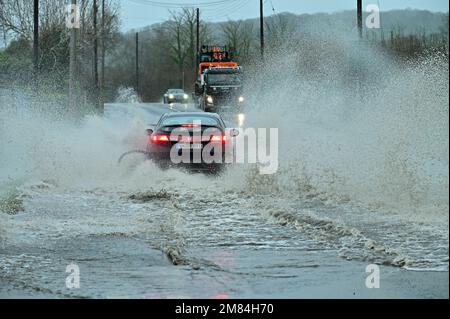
[183,94,189,99]
[237,113,245,126]
[238,96,245,103]
[169,94,174,99]
[206,96,214,104]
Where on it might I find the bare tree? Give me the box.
[168,10,187,88]
[0,0,120,109]
[0,0,66,39]
[183,8,196,70]
[221,20,255,62]
[265,13,296,50]
[168,8,211,89]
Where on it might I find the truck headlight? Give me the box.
[206,96,214,104]
[238,96,245,103]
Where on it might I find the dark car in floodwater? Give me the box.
[145,112,239,173]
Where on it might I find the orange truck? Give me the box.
[194,46,244,112]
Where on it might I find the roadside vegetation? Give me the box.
[0,2,448,110]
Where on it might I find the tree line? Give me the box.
[0,0,120,113]
[0,4,448,110]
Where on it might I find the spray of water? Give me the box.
[0,31,448,271]
[242,32,449,218]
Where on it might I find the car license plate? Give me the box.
[176,143,202,150]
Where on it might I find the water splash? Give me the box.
[0,32,447,274]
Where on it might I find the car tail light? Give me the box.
[150,134,170,143]
[210,135,227,143]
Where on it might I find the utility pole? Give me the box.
[1,24,6,49]
[356,0,364,98]
[33,0,39,81]
[69,0,77,111]
[135,32,139,96]
[93,0,99,109]
[182,70,185,91]
[196,8,200,75]
[378,0,385,46]
[100,0,106,112]
[357,0,363,38]
[260,0,264,59]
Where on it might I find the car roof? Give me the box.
[162,112,221,119]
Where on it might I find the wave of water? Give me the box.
[0,35,448,274]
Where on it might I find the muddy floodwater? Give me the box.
[0,102,448,298]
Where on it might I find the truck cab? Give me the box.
[194,46,244,113]
[199,67,244,112]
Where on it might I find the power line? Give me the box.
[126,0,251,23]
[269,0,275,13]
[129,0,237,8]
[125,0,251,27]
[201,0,251,21]
[198,0,242,12]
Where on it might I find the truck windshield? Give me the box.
[207,73,242,86]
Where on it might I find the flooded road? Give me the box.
[0,102,448,298]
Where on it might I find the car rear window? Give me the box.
[161,116,219,127]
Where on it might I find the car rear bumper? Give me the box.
[155,159,225,170]
[150,152,226,164]
[147,145,227,164]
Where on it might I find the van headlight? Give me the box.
[238,96,245,103]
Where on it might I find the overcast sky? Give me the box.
[120,0,449,31]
